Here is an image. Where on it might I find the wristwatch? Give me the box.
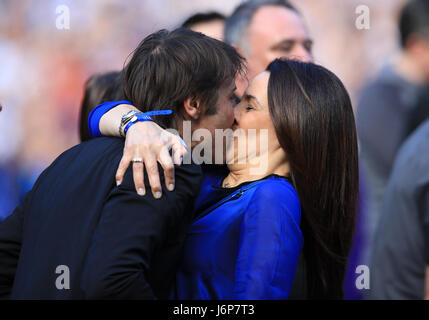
[119,110,142,137]
[123,113,154,136]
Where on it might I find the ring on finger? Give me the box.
[132,157,143,163]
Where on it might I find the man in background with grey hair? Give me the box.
[224,0,313,96]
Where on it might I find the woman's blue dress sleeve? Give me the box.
[88,100,132,138]
[232,181,303,299]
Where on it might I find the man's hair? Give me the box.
[224,0,298,54]
[79,71,124,142]
[182,11,226,29]
[123,28,245,128]
[399,0,429,48]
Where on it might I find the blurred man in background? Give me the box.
[224,0,313,96]
[370,118,429,299]
[182,11,226,41]
[356,0,429,256]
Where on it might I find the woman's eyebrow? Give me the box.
[243,94,255,101]
[243,94,261,107]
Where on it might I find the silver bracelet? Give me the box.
[119,110,142,137]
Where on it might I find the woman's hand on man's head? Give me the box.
[115,121,188,199]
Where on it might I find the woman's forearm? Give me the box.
[94,101,188,196]
[99,104,139,137]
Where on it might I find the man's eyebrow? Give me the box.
[270,39,294,50]
[270,38,313,50]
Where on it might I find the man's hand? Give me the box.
[115,121,188,199]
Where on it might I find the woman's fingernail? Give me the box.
[179,157,183,165]
[138,188,145,196]
[116,180,121,186]
[168,184,175,191]
[154,191,162,199]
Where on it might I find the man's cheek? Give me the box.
[226,109,235,129]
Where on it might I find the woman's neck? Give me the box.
[223,149,290,188]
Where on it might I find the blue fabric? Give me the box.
[123,114,153,135]
[144,110,173,117]
[88,100,132,138]
[0,165,19,222]
[192,165,228,215]
[122,110,173,136]
[174,175,303,299]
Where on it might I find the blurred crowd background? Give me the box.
[1,0,429,299]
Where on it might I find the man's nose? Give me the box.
[292,46,313,63]
[233,105,241,124]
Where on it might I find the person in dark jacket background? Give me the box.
[369,119,429,299]
[356,0,429,264]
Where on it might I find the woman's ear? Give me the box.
[183,97,201,120]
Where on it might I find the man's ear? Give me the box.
[183,97,201,120]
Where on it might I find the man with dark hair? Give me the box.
[0,28,244,299]
[182,11,225,41]
[356,0,429,260]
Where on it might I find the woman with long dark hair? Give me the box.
[89,58,359,299]
[264,59,359,298]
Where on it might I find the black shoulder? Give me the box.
[49,137,124,166]
[75,137,125,159]
[118,160,203,198]
[174,163,203,194]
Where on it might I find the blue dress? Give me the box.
[173,174,303,299]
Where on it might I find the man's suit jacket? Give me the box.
[0,137,202,299]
